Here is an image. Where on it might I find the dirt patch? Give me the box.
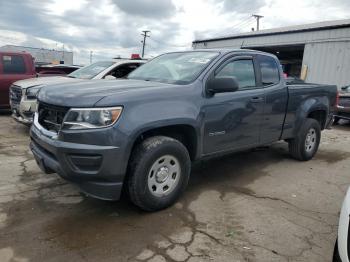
[314,150,350,164]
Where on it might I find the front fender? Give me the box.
[119,100,201,166]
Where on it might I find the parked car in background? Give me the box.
[10,58,146,125]
[335,85,350,124]
[333,187,350,262]
[285,77,305,85]
[36,64,81,76]
[30,49,337,211]
[0,51,36,109]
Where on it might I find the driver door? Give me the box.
[202,55,264,155]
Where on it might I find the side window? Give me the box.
[216,59,256,89]
[2,55,26,74]
[258,56,280,86]
[109,63,141,78]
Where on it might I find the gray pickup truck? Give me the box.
[30,49,337,211]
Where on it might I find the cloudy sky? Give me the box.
[0,0,349,64]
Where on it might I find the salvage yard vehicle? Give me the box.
[36,64,81,76]
[30,49,337,211]
[334,85,350,124]
[0,51,36,109]
[333,187,350,262]
[10,58,145,125]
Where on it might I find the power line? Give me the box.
[149,37,189,48]
[206,16,253,39]
[141,30,150,58]
[232,20,255,32]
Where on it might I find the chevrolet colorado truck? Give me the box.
[10,59,145,125]
[30,49,337,211]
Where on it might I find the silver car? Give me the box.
[10,59,146,125]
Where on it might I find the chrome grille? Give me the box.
[38,103,69,132]
[9,85,22,105]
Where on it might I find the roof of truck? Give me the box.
[0,51,33,57]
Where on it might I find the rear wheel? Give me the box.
[127,136,191,211]
[333,116,340,125]
[288,118,321,161]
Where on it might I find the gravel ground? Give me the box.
[0,113,349,262]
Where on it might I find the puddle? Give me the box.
[0,196,189,262]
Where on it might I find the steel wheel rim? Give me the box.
[147,155,181,197]
[305,128,317,152]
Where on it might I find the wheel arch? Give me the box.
[124,122,200,167]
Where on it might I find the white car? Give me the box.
[10,58,146,125]
[334,187,350,262]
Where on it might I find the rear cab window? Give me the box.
[257,55,280,86]
[2,55,26,74]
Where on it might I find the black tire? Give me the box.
[288,118,321,161]
[127,136,191,211]
[333,240,341,262]
[333,117,340,125]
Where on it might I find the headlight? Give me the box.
[62,107,123,130]
[26,86,40,99]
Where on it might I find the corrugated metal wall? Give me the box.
[193,27,350,49]
[193,27,350,88]
[303,41,350,87]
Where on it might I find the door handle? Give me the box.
[250,97,264,103]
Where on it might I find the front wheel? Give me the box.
[288,118,321,161]
[127,136,191,211]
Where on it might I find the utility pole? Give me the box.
[252,14,264,31]
[90,51,93,64]
[141,30,150,58]
[62,44,65,63]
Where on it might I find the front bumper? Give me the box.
[338,188,350,262]
[11,99,37,125]
[30,115,127,201]
[336,105,350,121]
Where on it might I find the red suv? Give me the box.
[0,52,36,109]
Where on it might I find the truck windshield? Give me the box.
[128,51,219,84]
[67,61,114,79]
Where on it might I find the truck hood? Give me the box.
[38,79,176,107]
[13,76,78,89]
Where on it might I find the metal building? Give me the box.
[192,19,350,88]
[0,45,73,65]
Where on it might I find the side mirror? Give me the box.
[207,77,239,94]
[104,75,117,80]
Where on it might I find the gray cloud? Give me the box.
[112,0,176,18]
[0,0,349,64]
[211,0,266,14]
[0,0,182,63]
[223,0,265,13]
[0,0,55,37]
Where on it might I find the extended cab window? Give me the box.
[109,63,142,78]
[216,59,256,89]
[258,56,280,86]
[2,55,26,74]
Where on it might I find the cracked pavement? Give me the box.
[0,113,349,262]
